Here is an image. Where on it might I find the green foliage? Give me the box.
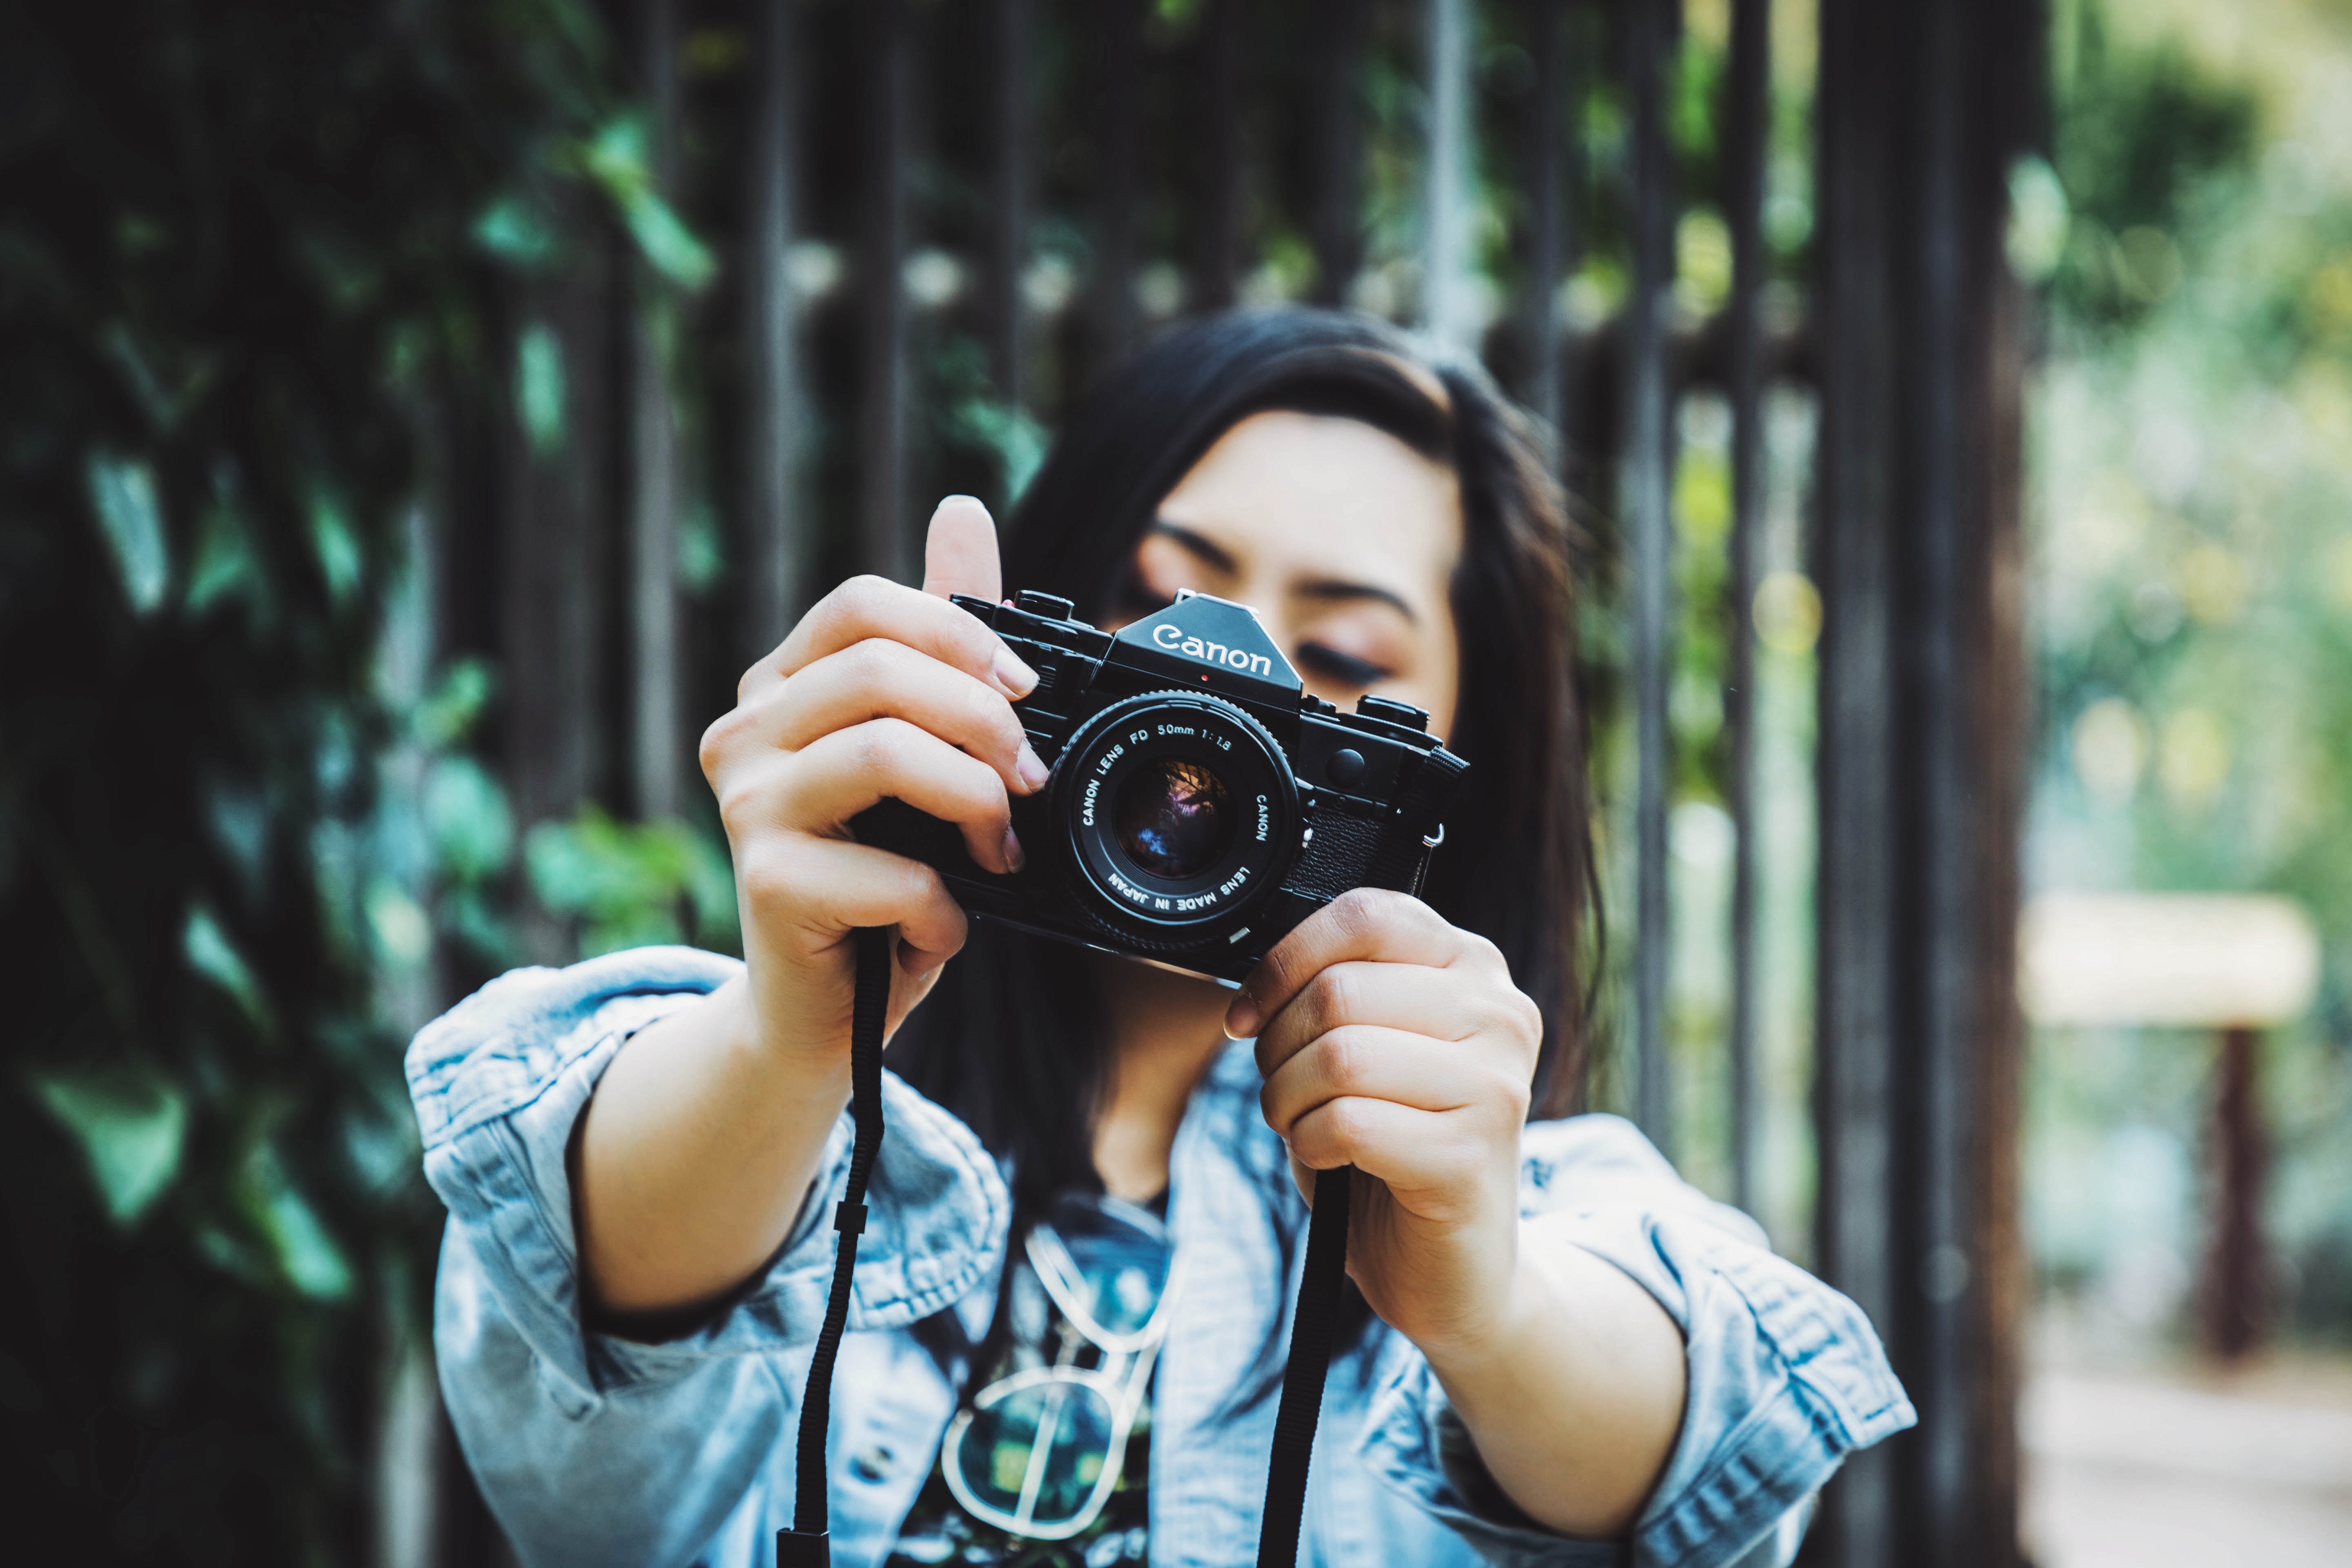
[0,1,632,1559]
[2028,1,2352,1345]
[2048,9,2258,327]
[29,1068,189,1228]
[578,117,719,290]
[933,336,1051,508]
[526,807,739,958]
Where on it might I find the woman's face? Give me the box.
[1109,411,1463,744]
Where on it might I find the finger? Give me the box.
[920,495,1004,604]
[1259,1025,1497,1138]
[734,835,969,967]
[773,718,1020,873]
[1286,1096,1482,1202]
[737,639,1047,796]
[1251,960,1496,1077]
[1226,888,1488,1040]
[765,574,1038,700]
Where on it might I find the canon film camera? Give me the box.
[852,587,1469,983]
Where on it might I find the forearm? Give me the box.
[1420,1213,1687,1540]
[574,974,850,1317]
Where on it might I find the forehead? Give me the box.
[1154,411,1463,586]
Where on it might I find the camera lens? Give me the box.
[1053,690,1297,953]
[1113,757,1234,879]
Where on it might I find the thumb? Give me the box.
[920,495,1004,603]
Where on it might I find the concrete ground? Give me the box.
[2022,1359,2352,1568]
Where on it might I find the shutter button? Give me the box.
[849,1443,895,1483]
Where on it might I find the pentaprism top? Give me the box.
[1107,589,1301,703]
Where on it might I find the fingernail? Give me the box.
[994,645,1039,698]
[1016,742,1049,793]
[1001,826,1026,873]
[1224,993,1260,1040]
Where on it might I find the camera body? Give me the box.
[852,588,1468,984]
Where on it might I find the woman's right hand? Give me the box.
[574,497,1042,1319]
[698,495,1049,1069]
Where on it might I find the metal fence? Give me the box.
[409,2,2041,1563]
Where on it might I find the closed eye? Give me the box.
[1296,641,1392,687]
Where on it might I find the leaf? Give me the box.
[578,118,717,291]
[683,826,741,953]
[524,808,739,957]
[677,499,725,592]
[243,1145,353,1302]
[948,399,1050,506]
[184,906,273,1034]
[309,487,362,602]
[471,194,557,267]
[619,195,717,291]
[86,452,169,614]
[424,756,514,880]
[30,1067,188,1226]
[578,116,652,194]
[365,879,432,967]
[515,322,566,454]
[185,490,264,615]
[2007,154,2072,285]
[412,659,494,748]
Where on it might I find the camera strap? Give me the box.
[1256,1164,1351,1568]
[777,929,1350,1568]
[777,927,892,1568]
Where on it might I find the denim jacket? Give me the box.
[409,948,1912,1568]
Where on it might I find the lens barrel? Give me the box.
[1050,692,1296,952]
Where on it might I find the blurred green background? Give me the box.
[2020,0,2352,1355]
[3,0,2349,1562]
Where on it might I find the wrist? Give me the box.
[734,967,857,1082]
[1407,1220,1544,1376]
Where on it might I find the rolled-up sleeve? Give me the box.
[407,947,1008,1567]
[1356,1114,1912,1568]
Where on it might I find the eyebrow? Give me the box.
[1147,519,1421,624]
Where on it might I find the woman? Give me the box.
[408,310,1911,1568]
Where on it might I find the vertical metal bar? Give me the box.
[1094,0,1143,364]
[1812,1,1899,1557]
[745,0,807,660]
[1308,0,1365,305]
[373,483,445,1568]
[1194,0,1242,310]
[1625,0,1675,1151]
[1555,3,1591,455]
[1971,45,2036,1556]
[1723,0,1768,1214]
[504,236,613,964]
[630,0,682,819]
[1813,0,2038,1561]
[860,0,912,580]
[1524,0,1568,437]
[1423,0,1471,345]
[1911,2,1977,1557]
[990,0,1030,413]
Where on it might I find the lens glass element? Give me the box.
[1112,758,1234,880]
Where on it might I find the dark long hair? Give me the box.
[887,309,1595,1376]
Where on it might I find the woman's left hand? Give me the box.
[1232,887,1543,1359]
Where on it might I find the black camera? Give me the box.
[852,588,1468,983]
